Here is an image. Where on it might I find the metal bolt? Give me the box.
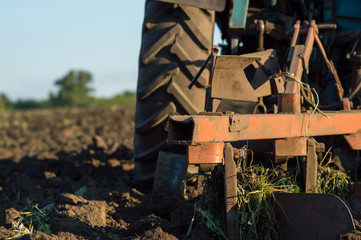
[234,148,246,159]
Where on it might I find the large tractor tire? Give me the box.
[134,0,215,183]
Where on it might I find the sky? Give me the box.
[1,1,222,101]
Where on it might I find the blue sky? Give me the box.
[1,1,221,100]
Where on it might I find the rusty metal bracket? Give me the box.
[274,137,321,193]
[223,143,239,240]
[278,93,301,114]
[344,131,361,150]
[187,143,224,164]
[229,115,248,132]
[275,137,308,157]
[303,139,318,193]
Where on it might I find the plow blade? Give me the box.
[273,192,355,240]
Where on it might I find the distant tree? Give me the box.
[0,93,13,110]
[50,70,94,107]
[13,99,50,109]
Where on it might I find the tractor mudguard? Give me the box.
[157,0,227,11]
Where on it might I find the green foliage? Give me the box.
[13,99,51,109]
[90,91,136,107]
[74,186,88,197]
[237,166,298,240]
[0,93,14,111]
[197,166,299,240]
[317,149,351,201]
[50,70,94,107]
[0,69,136,110]
[196,171,228,239]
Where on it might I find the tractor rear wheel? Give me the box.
[134,0,215,183]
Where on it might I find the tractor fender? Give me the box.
[157,0,227,11]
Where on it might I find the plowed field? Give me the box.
[0,106,206,240]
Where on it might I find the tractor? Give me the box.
[135,0,361,239]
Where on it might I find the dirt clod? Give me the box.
[137,227,178,240]
[61,200,107,227]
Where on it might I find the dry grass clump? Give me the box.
[195,165,298,240]
[6,198,53,240]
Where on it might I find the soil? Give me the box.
[0,106,210,240]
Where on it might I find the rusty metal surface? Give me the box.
[284,20,344,109]
[211,50,280,103]
[286,45,306,93]
[285,21,316,94]
[343,97,353,111]
[274,192,355,240]
[187,143,224,164]
[290,21,300,47]
[278,93,301,113]
[301,21,318,72]
[223,143,239,240]
[270,76,285,94]
[274,137,307,157]
[303,139,317,193]
[211,55,260,102]
[168,111,361,144]
[344,131,361,150]
[243,49,280,96]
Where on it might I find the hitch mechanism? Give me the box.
[167,21,361,239]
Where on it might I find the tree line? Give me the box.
[0,70,135,110]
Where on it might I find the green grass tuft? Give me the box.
[317,149,351,201]
[74,186,88,197]
[9,198,53,238]
[237,166,298,240]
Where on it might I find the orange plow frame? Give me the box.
[168,111,361,240]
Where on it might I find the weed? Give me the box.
[237,166,298,240]
[5,220,32,240]
[12,119,28,133]
[12,187,21,205]
[6,139,17,148]
[197,147,351,240]
[196,170,228,239]
[89,128,96,135]
[317,149,351,201]
[74,186,88,196]
[62,118,75,127]
[12,198,53,236]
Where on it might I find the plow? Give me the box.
[136,0,361,239]
[165,21,361,239]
